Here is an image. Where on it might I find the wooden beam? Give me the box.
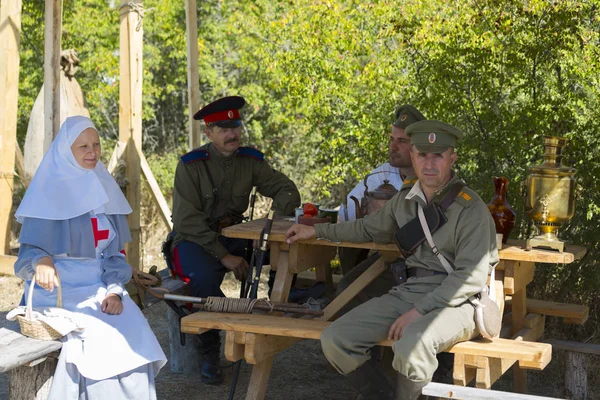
[0,0,22,255]
[547,340,600,356]
[320,257,386,321]
[119,0,144,270]
[245,334,298,365]
[184,0,202,149]
[422,382,564,400]
[505,297,589,325]
[43,0,61,147]
[224,331,244,362]
[14,142,29,187]
[137,146,173,230]
[0,255,17,276]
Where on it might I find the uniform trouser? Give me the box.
[320,291,478,383]
[173,236,247,353]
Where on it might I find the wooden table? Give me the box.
[219,218,587,399]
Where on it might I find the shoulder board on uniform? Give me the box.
[453,186,480,208]
[237,146,264,162]
[181,149,209,164]
[400,177,418,191]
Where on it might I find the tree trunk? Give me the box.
[565,351,587,400]
[8,356,57,400]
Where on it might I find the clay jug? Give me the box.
[487,176,516,244]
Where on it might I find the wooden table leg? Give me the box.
[245,247,294,400]
[511,271,529,393]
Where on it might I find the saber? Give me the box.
[241,186,258,298]
[230,209,276,400]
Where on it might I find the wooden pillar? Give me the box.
[119,0,144,270]
[43,0,62,147]
[184,0,202,149]
[0,0,23,255]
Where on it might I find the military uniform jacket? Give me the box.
[315,174,499,315]
[172,143,300,260]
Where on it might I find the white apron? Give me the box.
[25,214,166,381]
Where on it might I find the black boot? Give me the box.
[199,330,223,385]
[395,373,428,400]
[345,358,395,400]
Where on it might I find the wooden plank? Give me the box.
[224,331,244,362]
[222,219,585,263]
[222,219,399,252]
[452,354,476,386]
[505,298,589,325]
[0,254,17,276]
[43,0,61,146]
[184,0,202,149]
[180,312,551,367]
[0,0,22,255]
[511,289,527,335]
[245,334,298,365]
[0,325,62,373]
[422,382,565,399]
[138,146,173,230]
[288,242,336,274]
[296,270,343,286]
[498,240,585,263]
[269,249,294,303]
[547,340,600,356]
[320,257,386,321]
[119,0,144,271]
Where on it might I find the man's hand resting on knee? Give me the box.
[285,224,316,244]
[388,307,423,341]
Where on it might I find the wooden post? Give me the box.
[565,351,587,400]
[43,0,61,147]
[8,356,58,400]
[119,0,144,270]
[184,0,202,149]
[0,0,22,255]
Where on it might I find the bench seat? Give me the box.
[180,311,552,370]
[0,324,62,374]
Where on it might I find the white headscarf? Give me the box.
[15,116,132,222]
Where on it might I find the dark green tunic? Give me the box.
[172,143,300,259]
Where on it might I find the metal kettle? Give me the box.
[350,171,400,219]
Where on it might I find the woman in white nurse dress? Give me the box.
[14,116,166,399]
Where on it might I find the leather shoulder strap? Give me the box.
[440,181,466,211]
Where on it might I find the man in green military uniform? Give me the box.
[286,120,499,399]
[170,96,300,384]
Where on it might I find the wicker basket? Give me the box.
[16,274,64,341]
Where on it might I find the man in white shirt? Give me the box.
[338,104,425,275]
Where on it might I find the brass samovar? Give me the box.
[525,136,576,252]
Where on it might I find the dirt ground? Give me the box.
[1,272,598,400]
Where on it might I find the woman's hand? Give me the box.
[101,294,123,315]
[35,257,60,292]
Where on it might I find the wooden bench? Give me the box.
[181,311,552,390]
[0,322,62,400]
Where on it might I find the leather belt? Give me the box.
[407,268,447,278]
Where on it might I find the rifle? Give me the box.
[229,209,275,400]
[240,186,257,298]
